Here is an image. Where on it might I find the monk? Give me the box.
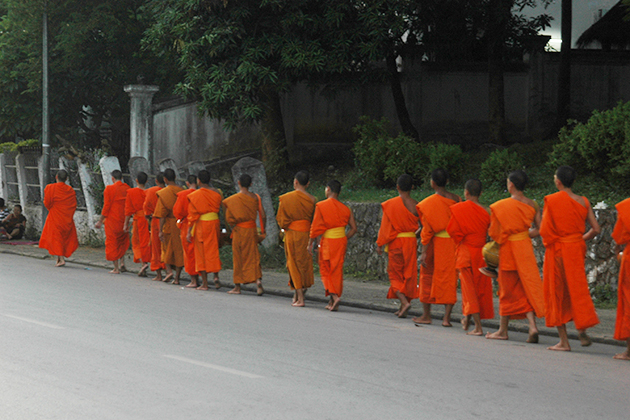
[187,170,223,291]
[613,197,630,361]
[486,170,544,343]
[39,170,79,266]
[123,171,151,277]
[308,180,357,311]
[95,170,130,274]
[413,168,461,327]
[174,175,200,288]
[376,174,419,318]
[276,170,317,307]
[153,168,185,284]
[223,174,265,295]
[540,165,601,351]
[447,179,493,336]
[144,172,168,281]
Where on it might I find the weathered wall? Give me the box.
[344,203,620,290]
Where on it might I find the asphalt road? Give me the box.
[1,254,629,420]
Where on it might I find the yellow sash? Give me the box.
[384,232,416,252]
[435,230,450,238]
[323,226,346,239]
[508,231,529,241]
[191,212,219,237]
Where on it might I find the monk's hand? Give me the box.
[95,221,102,229]
[376,245,383,255]
[123,224,129,233]
[186,233,192,243]
[159,232,164,241]
[419,251,427,267]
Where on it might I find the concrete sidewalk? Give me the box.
[0,240,623,347]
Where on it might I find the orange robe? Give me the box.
[154,185,185,267]
[125,187,151,264]
[144,186,165,271]
[310,198,351,297]
[223,192,262,284]
[276,190,315,290]
[102,180,130,261]
[612,199,630,341]
[447,200,494,319]
[540,191,599,330]
[416,194,459,305]
[173,188,198,276]
[376,196,420,301]
[489,198,545,319]
[39,182,79,258]
[188,188,223,273]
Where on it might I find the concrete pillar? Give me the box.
[99,156,122,187]
[77,158,99,224]
[0,153,7,201]
[15,154,28,209]
[128,156,152,187]
[124,84,159,163]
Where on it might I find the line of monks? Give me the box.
[38,165,630,360]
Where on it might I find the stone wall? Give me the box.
[344,203,621,290]
[22,204,105,246]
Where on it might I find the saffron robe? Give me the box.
[612,198,630,341]
[173,188,199,276]
[276,190,316,290]
[102,180,130,261]
[154,184,185,267]
[39,182,79,258]
[540,191,599,330]
[188,188,223,273]
[376,196,420,301]
[489,198,545,319]
[416,194,460,305]
[143,186,165,271]
[447,200,494,319]
[310,198,351,297]
[223,192,262,284]
[125,187,151,264]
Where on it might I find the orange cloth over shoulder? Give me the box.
[540,191,599,330]
[376,196,419,301]
[276,190,316,290]
[223,192,261,284]
[613,198,630,341]
[174,188,198,276]
[154,185,185,267]
[102,180,130,261]
[143,186,165,271]
[416,194,459,305]
[489,198,544,319]
[125,187,151,264]
[310,198,351,297]
[39,182,79,258]
[447,200,493,319]
[188,188,223,274]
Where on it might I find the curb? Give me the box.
[1,247,624,348]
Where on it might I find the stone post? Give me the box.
[128,156,151,186]
[76,158,99,225]
[124,84,159,163]
[15,153,28,209]
[99,156,122,187]
[0,153,7,201]
[231,157,279,248]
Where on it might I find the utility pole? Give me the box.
[41,3,50,223]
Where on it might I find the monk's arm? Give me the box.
[346,210,357,239]
[158,217,165,240]
[123,215,132,233]
[529,208,542,238]
[259,201,266,231]
[307,236,319,255]
[583,205,601,242]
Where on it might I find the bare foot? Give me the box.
[55,260,65,267]
[330,297,341,312]
[578,332,592,347]
[214,275,221,289]
[109,269,120,274]
[394,309,401,317]
[547,343,571,351]
[256,280,264,296]
[228,287,241,294]
[461,316,470,331]
[442,321,453,327]
[171,280,180,285]
[325,297,333,310]
[613,351,630,360]
[185,282,198,288]
[151,275,162,281]
[398,303,411,319]
[526,332,539,344]
[162,273,173,283]
[485,331,508,340]
[196,285,209,291]
[467,330,484,336]
[292,301,305,307]
[120,265,128,273]
[137,265,148,277]
[412,316,432,325]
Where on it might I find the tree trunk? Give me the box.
[386,53,420,142]
[260,88,289,177]
[557,0,572,129]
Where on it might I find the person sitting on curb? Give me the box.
[0,204,27,240]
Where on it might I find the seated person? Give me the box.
[1,204,27,240]
[0,198,10,221]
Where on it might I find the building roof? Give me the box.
[577,1,630,49]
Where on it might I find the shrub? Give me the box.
[480,148,523,188]
[548,101,630,185]
[382,133,425,184]
[425,142,464,184]
[0,142,17,153]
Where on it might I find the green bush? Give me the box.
[425,142,464,184]
[0,142,17,153]
[548,101,630,184]
[17,139,39,148]
[382,133,425,184]
[480,148,523,188]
